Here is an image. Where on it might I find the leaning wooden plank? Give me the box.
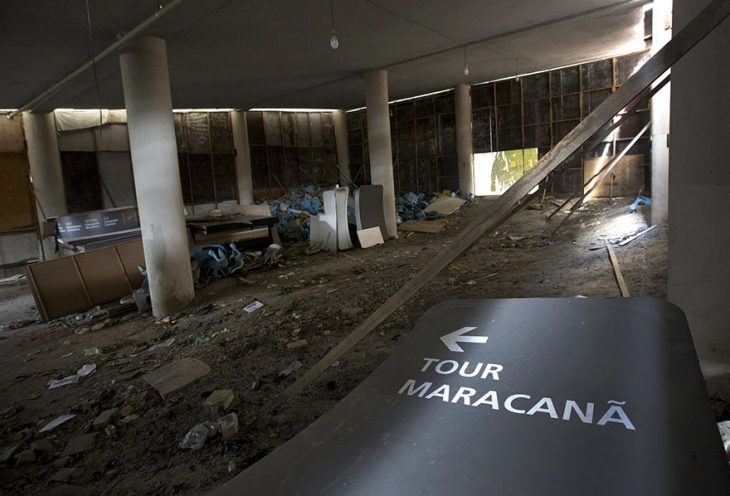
[398,219,448,234]
[424,196,466,216]
[271,0,730,407]
[619,225,658,247]
[605,241,630,297]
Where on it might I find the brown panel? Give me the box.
[584,155,645,197]
[115,239,145,289]
[26,257,90,321]
[75,247,132,306]
[0,153,35,230]
[0,116,25,153]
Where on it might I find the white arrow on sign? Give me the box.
[440,326,488,352]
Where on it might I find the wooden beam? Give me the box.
[605,241,630,297]
[270,0,730,407]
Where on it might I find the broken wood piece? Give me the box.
[143,358,211,400]
[398,219,448,234]
[424,196,466,216]
[357,227,385,248]
[267,0,730,409]
[235,204,272,217]
[619,225,658,247]
[605,240,630,297]
[61,433,96,457]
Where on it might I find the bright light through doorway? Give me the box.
[474,148,539,196]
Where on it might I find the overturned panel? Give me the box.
[354,184,387,237]
[210,298,730,495]
[334,187,352,250]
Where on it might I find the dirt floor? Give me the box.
[0,196,669,495]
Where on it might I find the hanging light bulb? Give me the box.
[463,46,469,76]
[329,0,339,50]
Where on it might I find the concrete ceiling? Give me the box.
[0,0,650,111]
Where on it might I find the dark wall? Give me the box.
[347,51,652,195]
[247,111,338,198]
[173,112,237,205]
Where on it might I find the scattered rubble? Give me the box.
[204,390,236,419]
[217,412,239,440]
[180,421,218,450]
[61,433,96,457]
[143,358,211,400]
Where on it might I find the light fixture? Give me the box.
[329,0,339,50]
[463,46,469,77]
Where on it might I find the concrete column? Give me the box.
[333,110,351,186]
[231,111,254,205]
[364,70,396,238]
[455,84,475,196]
[651,0,672,225]
[23,111,67,259]
[119,36,194,317]
[669,0,730,398]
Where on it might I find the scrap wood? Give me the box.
[605,240,630,297]
[423,196,466,216]
[143,358,211,400]
[619,225,657,247]
[357,227,385,248]
[266,0,730,409]
[398,219,448,234]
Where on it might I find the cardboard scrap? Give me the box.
[356,227,385,248]
[61,433,96,457]
[143,358,211,400]
[398,219,448,234]
[424,196,466,216]
[39,414,76,433]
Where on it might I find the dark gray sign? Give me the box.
[56,207,140,243]
[211,298,730,495]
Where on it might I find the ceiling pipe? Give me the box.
[8,0,188,119]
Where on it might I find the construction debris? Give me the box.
[38,414,76,434]
[61,433,96,457]
[356,227,385,248]
[618,225,658,246]
[92,408,119,430]
[204,390,236,419]
[217,412,239,440]
[180,421,218,450]
[424,195,467,216]
[243,301,264,313]
[398,219,448,234]
[143,358,211,400]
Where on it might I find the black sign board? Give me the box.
[210,298,730,495]
[56,207,140,243]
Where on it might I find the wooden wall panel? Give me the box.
[115,238,145,288]
[0,153,35,230]
[75,247,132,306]
[26,257,90,321]
[27,238,145,321]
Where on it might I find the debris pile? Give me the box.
[190,243,283,287]
[396,192,439,224]
[258,185,324,243]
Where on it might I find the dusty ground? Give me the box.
[0,196,668,495]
